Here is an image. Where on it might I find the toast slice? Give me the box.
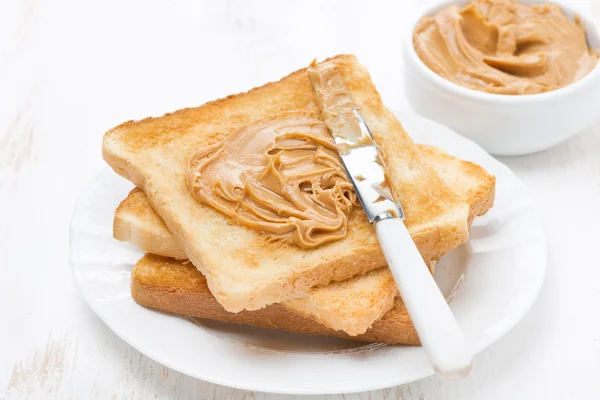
[117,145,496,335]
[103,54,471,312]
[132,253,421,345]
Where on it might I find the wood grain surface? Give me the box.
[1,0,599,398]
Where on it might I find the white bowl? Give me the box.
[403,0,600,156]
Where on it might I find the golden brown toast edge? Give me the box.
[132,254,419,345]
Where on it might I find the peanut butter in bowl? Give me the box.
[413,0,599,95]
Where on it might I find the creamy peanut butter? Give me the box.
[308,60,376,156]
[187,112,359,249]
[413,0,599,94]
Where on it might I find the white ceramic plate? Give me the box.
[71,111,546,395]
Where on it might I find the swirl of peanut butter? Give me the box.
[413,0,599,94]
[187,112,359,249]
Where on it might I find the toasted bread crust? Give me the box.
[132,254,419,345]
[114,188,188,259]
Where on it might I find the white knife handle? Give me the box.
[375,217,473,379]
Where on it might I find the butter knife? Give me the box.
[309,65,473,379]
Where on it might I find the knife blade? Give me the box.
[333,109,404,223]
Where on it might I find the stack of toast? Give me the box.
[102,55,496,345]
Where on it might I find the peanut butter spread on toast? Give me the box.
[187,112,359,249]
[413,0,598,94]
[307,60,376,156]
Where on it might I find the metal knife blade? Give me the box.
[307,61,403,224]
[334,109,405,223]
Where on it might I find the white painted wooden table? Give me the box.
[1,0,599,398]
